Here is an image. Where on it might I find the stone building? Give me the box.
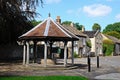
[83,30,103,56]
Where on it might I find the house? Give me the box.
[102,34,120,56]
[83,30,103,56]
[56,16,88,57]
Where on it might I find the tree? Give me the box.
[103,24,113,33]
[112,22,120,33]
[74,23,83,30]
[0,0,43,44]
[103,22,120,33]
[62,21,83,31]
[103,22,120,39]
[92,23,101,31]
[62,21,72,25]
[31,20,42,26]
[106,31,120,39]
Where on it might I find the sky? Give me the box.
[36,0,120,31]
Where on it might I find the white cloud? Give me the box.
[115,14,120,21]
[83,4,112,17]
[45,0,61,4]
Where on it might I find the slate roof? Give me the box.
[83,31,97,38]
[63,25,87,38]
[19,16,79,41]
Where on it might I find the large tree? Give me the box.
[0,0,43,44]
[92,23,101,31]
[62,21,83,30]
[31,20,42,26]
[106,31,120,39]
[103,22,120,39]
[103,22,120,33]
[74,23,83,30]
[62,21,72,25]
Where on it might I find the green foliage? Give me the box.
[103,40,114,56]
[62,21,72,25]
[103,44,107,55]
[31,20,42,26]
[74,23,83,30]
[74,52,79,58]
[105,31,120,39]
[92,23,101,31]
[0,0,43,44]
[103,39,114,44]
[112,22,120,32]
[103,24,113,33]
[86,40,91,48]
[103,22,120,39]
[62,21,83,31]
[0,76,88,80]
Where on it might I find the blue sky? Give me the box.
[36,0,120,31]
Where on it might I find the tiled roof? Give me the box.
[83,31,97,38]
[63,25,87,38]
[19,17,79,41]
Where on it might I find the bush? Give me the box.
[106,31,120,39]
[103,39,114,44]
[86,40,91,48]
[103,39,114,56]
[74,52,79,58]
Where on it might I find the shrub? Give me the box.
[103,39,114,44]
[74,52,79,58]
[86,40,91,48]
[103,39,114,56]
[106,31,120,39]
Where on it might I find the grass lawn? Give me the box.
[0,76,88,80]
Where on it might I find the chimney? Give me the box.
[82,26,85,32]
[56,16,61,24]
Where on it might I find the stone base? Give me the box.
[41,59,55,65]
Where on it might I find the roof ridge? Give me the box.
[44,17,50,36]
[50,18,72,38]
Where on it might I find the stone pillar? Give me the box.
[96,47,99,68]
[64,41,67,67]
[71,41,74,65]
[44,41,47,67]
[33,41,37,63]
[23,42,26,65]
[26,41,30,66]
[49,42,53,59]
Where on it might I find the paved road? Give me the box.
[0,56,120,80]
[76,56,120,79]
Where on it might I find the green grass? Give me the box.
[0,76,88,80]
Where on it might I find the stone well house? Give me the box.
[18,15,79,67]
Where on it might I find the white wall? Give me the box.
[90,33,103,56]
